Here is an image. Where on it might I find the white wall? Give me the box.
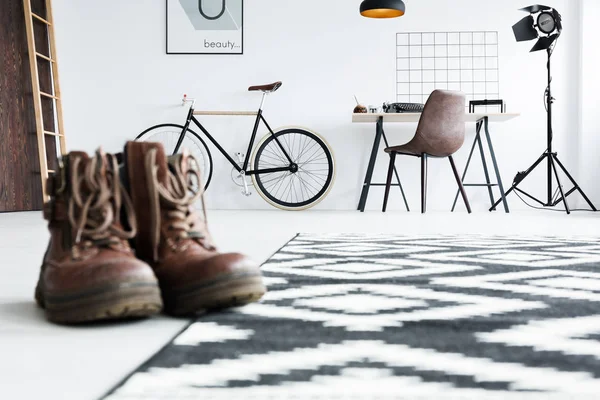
[52,0,586,211]
[580,0,600,205]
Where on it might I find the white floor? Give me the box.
[1,209,599,400]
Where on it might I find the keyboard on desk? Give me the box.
[383,102,425,113]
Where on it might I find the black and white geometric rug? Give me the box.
[103,234,600,400]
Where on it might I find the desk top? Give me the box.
[352,112,521,123]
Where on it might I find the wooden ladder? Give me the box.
[23,0,66,201]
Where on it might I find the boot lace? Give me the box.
[146,149,215,261]
[68,151,137,258]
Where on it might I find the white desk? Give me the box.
[352,112,521,213]
[352,113,520,124]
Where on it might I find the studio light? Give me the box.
[512,4,562,52]
[360,0,406,19]
[492,5,597,214]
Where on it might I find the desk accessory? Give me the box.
[383,102,424,113]
[353,95,367,113]
[469,100,506,113]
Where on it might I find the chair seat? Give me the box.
[385,143,454,158]
[385,143,421,156]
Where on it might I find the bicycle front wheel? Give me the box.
[136,124,213,190]
[252,128,335,211]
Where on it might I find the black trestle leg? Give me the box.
[452,120,480,212]
[450,155,472,214]
[382,152,396,212]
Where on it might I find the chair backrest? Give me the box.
[412,90,466,157]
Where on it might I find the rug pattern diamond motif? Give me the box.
[103,234,600,399]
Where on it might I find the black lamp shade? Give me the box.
[513,15,539,42]
[360,0,406,18]
[530,33,558,52]
[552,9,563,33]
[519,4,551,14]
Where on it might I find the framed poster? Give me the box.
[166,0,244,55]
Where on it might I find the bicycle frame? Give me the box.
[173,94,294,176]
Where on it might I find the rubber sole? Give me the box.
[37,282,163,324]
[163,273,267,316]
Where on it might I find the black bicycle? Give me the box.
[136,82,335,210]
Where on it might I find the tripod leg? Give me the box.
[489,152,547,212]
[550,156,570,214]
[552,154,598,211]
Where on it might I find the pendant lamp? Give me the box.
[360,0,406,18]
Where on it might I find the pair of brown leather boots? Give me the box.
[35,142,266,324]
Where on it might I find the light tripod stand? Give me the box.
[492,6,597,214]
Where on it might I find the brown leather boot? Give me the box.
[123,141,266,316]
[35,150,163,324]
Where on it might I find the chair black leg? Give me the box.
[382,152,396,212]
[449,155,472,214]
[421,154,428,214]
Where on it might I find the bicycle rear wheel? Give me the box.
[252,128,335,211]
[136,124,213,190]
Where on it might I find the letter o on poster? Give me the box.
[166,0,244,55]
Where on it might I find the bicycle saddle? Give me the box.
[248,82,282,93]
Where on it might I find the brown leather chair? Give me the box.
[382,90,472,214]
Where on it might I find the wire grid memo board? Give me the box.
[396,32,500,109]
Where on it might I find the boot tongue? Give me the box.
[125,141,170,187]
[151,144,170,187]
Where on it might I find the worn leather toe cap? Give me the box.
[42,253,158,294]
[156,251,261,291]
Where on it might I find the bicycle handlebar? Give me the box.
[182,94,196,108]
